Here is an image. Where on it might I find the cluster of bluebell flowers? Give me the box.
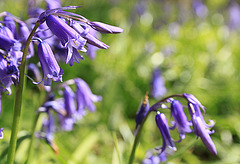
[36,78,102,152]
[0,0,122,142]
[134,93,217,163]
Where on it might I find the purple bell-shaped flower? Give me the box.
[36,40,64,86]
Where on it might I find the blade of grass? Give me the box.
[0,133,31,163]
[68,131,99,163]
[112,132,122,164]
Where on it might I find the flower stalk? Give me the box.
[7,22,40,164]
[128,109,151,164]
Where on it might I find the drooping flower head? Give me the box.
[192,114,217,155]
[169,99,192,141]
[45,14,86,65]
[44,113,55,145]
[187,102,217,155]
[184,94,217,155]
[63,85,76,118]
[36,6,123,66]
[37,112,58,154]
[155,111,177,154]
[35,40,64,86]
[18,22,34,57]
[74,78,102,113]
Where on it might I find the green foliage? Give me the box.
[1,0,240,163]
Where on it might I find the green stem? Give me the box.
[7,22,40,164]
[128,110,151,164]
[25,112,40,164]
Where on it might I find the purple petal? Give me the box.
[88,21,123,34]
[192,115,217,155]
[155,111,177,153]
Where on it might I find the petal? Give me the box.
[88,21,124,34]
[193,116,217,155]
[155,112,177,151]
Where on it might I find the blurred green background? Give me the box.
[1,0,240,163]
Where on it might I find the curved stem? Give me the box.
[7,22,40,164]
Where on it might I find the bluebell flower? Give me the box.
[185,94,217,155]
[75,78,102,113]
[88,21,124,34]
[45,15,86,65]
[0,127,3,139]
[3,14,18,39]
[0,54,19,95]
[71,21,110,59]
[37,113,59,154]
[135,93,149,135]
[35,40,64,86]
[63,85,76,118]
[192,114,217,155]
[58,97,75,131]
[8,47,23,67]
[38,98,66,116]
[169,99,192,141]
[71,21,109,49]
[58,114,75,131]
[188,103,217,155]
[0,25,14,39]
[36,6,123,65]
[155,111,177,153]
[0,33,18,52]
[18,22,34,57]
[49,85,77,131]
[150,68,166,99]
[184,93,214,128]
[44,113,55,145]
